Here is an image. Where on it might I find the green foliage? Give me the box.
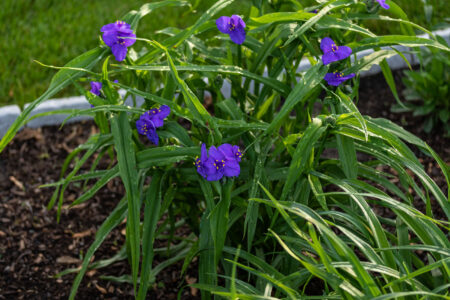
[396,46,450,135]
[2,0,449,299]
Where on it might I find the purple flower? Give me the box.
[195,143,242,181]
[90,81,102,96]
[324,72,355,86]
[216,15,246,45]
[101,20,136,61]
[310,9,319,13]
[320,37,352,65]
[376,0,390,9]
[136,105,171,145]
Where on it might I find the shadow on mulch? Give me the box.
[0,69,448,299]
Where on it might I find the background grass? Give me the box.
[1,0,448,108]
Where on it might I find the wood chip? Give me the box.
[9,176,24,190]
[185,276,198,296]
[56,256,81,264]
[34,254,44,264]
[72,229,92,239]
[94,283,107,294]
[19,240,25,251]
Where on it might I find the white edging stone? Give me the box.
[1,28,449,137]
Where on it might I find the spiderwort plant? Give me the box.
[101,20,136,61]
[2,1,450,300]
[216,15,246,44]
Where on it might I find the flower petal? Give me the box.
[218,143,234,158]
[320,37,335,54]
[201,143,208,161]
[119,32,136,47]
[206,172,224,181]
[158,105,171,119]
[376,0,390,9]
[336,46,352,60]
[111,44,128,61]
[90,81,102,96]
[229,27,246,44]
[342,73,355,81]
[231,15,245,28]
[322,52,338,65]
[216,16,231,34]
[101,23,118,32]
[224,160,240,177]
[146,128,159,145]
[209,146,225,161]
[102,31,118,47]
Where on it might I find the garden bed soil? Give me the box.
[0,70,448,299]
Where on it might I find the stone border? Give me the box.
[1,28,449,137]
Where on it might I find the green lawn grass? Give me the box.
[1,0,448,108]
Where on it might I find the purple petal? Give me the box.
[231,15,245,28]
[201,143,208,161]
[101,23,118,32]
[102,31,118,47]
[224,160,240,177]
[342,73,355,81]
[146,128,159,145]
[206,169,224,181]
[218,143,234,158]
[111,44,128,61]
[336,46,352,60]
[229,27,246,44]
[322,52,338,65]
[216,16,232,34]
[90,81,102,96]
[324,73,342,86]
[320,37,335,54]
[158,105,171,119]
[376,0,390,9]
[197,164,208,178]
[119,32,136,47]
[209,146,225,161]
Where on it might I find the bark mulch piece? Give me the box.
[0,69,448,298]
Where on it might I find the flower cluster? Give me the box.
[216,15,246,45]
[195,144,243,181]
[101,21,136,61]
[321,37,355,86]
[136,105,171,145]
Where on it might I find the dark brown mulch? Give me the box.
[0,69,448,299]
[0,123,199,299]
